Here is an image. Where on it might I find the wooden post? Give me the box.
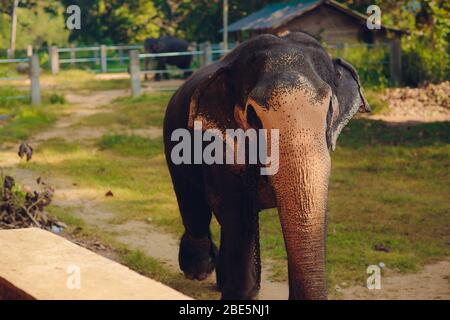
[100,45,107,73]
[30,54,41,106]
[200,42,212,67]
[70,44,76,66]
[49,46,59,74]
[223,0,229,51]
[26,45,33,57]
[191,42,198,68]
[390,39,402,86]
[129,50,141,97]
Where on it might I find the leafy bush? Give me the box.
[326,44,390,89]
[402,37,449,87]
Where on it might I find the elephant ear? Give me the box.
[188,66,241,131]
[326,58,371,151]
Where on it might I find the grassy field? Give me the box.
[0,86,67,142]
[0,68,130,94]
[1,79,449,296]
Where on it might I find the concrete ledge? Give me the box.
[0,228,191,300]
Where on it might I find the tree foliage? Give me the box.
[0,0,447,85]
[60,0,161,44]
[0,0,68,49]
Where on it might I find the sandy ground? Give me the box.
[365,82,450,124]
[1,84,449,300]
[340,259,450,300]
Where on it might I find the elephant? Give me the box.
[144,36,193,81]
[163,32,370,300]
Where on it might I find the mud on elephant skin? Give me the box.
[163,32,370,300]
[144,36,193,81]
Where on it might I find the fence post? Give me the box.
[70,44,76,66]
[129,50,141,97]
[30,54,41,106]
[49,45,59,74]
[100,44,107,73]
[390,39,402,86]
[200,42,212,67]
[26,45,33,57]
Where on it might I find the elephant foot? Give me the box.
[221,286,260,300]
[179,233,217,281]
[216,265,260,300]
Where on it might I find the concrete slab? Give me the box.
[0,228,191,300]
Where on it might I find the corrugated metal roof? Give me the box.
[227,0,322,32]
[226,0,403,33]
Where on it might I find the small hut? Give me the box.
[227,0,402,44]
[225,0,403,83]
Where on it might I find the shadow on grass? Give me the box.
[340,119,450,148]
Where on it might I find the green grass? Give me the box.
[0,85,72,142]
[41,70,130,92]
[0,70,130,93]
[98,135,163,158]
[0,104,58,142]
[14,92,450,294]
[77,93,171,128]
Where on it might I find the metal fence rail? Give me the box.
[47,42,235,76]
[52,44,145,73]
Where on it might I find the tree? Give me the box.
[340,0,449,85]
[60,0,162,44]
[0,0,69,50]
[153,0,278,42]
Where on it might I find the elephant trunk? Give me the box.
[270,132,330,300]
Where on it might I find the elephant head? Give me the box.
[144,38,160,53]
[187,33,369,299]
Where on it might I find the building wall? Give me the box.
[274,4,387,44]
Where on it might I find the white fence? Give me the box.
[48,42,235,76]
[129,44,231,96]
[49,44,143,74]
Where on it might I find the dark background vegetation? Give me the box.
[0,0,449,87]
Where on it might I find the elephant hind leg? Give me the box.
[171,173,217,281]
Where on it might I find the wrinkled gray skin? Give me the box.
[163,32,370,300]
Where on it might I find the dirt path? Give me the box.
[2,88,449,300]
[32,90,161,143]
[340,259,450,300]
